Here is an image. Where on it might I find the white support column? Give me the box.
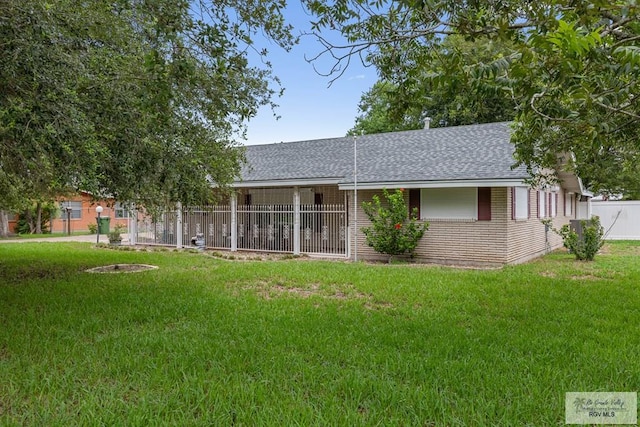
[293,186,300,255]
[231,193,238,252]
[176,201,183,249]
[129,203,137,246]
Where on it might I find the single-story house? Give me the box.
[230,121,591,266]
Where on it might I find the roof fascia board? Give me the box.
[339,179,529,190]
[232,178,343,188]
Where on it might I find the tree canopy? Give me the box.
[348,35,517,136]
[305,0,640,196]
[0,0,295,212]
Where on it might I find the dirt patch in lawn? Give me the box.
[85,264,159,273]
[244,280,392,309]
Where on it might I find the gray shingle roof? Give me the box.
[238,122,529,186]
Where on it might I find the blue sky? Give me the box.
[243,3,377,146]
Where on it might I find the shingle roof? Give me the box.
[238,122,529,186]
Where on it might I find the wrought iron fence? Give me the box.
[136,210,179,246]
[300,204,347,255]
[236,204,294,252]
[136,204,347,256]
[186,206,232,249]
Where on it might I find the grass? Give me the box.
[0,242,639,426]
[1,231,91,240]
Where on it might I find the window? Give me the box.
[550,193,557,218]
[60,201,82,219]
[420,187,484,220]
[512,187,529,220]
[115,202,130,219]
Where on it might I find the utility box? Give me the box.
[98,217,110,234]
[569,219,594,241]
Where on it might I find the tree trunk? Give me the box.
[24,209,34,234]
[35,202,43,234]
[0,210,9,238]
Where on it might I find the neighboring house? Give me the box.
[8,191,130,234]
[230,121,590,266]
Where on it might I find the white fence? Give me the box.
[135,204,348,256]
[591,201,640,240]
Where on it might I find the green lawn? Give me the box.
[0,242,638,426]
[2,231,92,240]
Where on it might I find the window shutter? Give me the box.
[478,187,491,221]
[536,191,540,218]
[511,187,516,220]
[409,189,421,219]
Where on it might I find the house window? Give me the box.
[115,202,130,219]
[420,187,481,220]
[60,201,82,219]
[550,193,557,218]
[512,187,529,220]
[537,191,547,218]
[565,192,573,216]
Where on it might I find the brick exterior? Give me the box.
[350,187,575,266]
[8,192,129,234]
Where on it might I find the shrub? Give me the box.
[544,216,604,261]
[361,188,428,261]
[108,224,126,243]
[88,223,97,234]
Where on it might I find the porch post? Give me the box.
[176,201,183,249]
[129,203,137,246]
[230,193,237,252]
[293,186,300,255]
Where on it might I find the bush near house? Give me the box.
[544,216,604,261]
[361,188,428,260]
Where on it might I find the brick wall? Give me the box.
[349,187,575,266]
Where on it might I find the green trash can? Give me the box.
[98,217,110,234]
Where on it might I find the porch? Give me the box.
[133,186,349,257]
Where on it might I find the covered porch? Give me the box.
[133,185,349,257]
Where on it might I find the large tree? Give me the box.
[0,0,295,222]
[305,0,640,195]
[348,35,517,136]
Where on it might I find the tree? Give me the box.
[304,0,640,195]
[347,81,422,136]
[0,0,296,216]
[361,189,427,261]
[347,35,517,136]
